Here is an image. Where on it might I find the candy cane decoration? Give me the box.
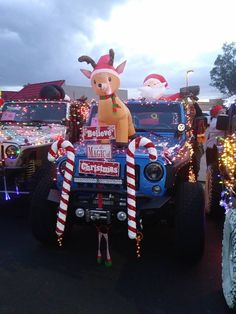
[48,139,75,244]
[126,136,157,239]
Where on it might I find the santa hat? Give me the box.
[143,74,168,87]
[91,54,118,79]
[210,104,224,117]
[79,49,126,80]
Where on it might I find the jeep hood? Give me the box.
[0,124,66,146]
[128,134,185,161]
[152,134,183,153]
[75,134,186,163]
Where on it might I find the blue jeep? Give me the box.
[30,98,205,260]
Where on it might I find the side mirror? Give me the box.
[216,114,229,131]
[179,85,200,98]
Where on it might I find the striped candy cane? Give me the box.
[48,139,75,244]
[126,136,157,239]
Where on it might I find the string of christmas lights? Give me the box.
[0,100,90,146]
[218,134,236,211]
[218,134,236,189]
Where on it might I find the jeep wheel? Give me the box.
[29,165,70,245]
[27,160,52,195]
[204,164,223,217]
[222,209,236,309]
[175,181,205,261]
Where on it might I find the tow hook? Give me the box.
[85,209,111,224]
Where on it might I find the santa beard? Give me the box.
[139,85,166,99]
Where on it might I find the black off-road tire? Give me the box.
[27,160,53,196]
[222,209,236,309]
[29,163,71,245]
[204,164,223,218]
[175,181,205,261]
[14,161,54,216]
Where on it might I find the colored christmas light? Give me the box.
[218,134,236,211]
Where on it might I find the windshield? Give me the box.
[127,101,181,131]
[88,101,182,131]
[0,102,67,123]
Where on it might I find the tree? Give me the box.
[210,42,236,96]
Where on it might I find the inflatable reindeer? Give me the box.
[78,49,135,146]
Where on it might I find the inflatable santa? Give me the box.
[139,73,181,101]
[139,73,168,99]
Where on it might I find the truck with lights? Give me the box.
[30,96,206,260]
[208,99,236,309]
[0,98,89,201]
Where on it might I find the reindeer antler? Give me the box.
[78,56,97,69]
[109,49,114,66]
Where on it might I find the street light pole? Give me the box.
[186,69,194,87]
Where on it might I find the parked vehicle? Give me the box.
[0,98,89,201]
[30,91,206,261]
[214,100,236,309]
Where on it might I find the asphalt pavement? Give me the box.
[0,154,233,314]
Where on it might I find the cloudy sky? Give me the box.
[0,0,236,100]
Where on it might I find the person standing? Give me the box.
[205,104,225,167]
[189,95,206,179]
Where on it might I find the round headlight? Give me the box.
[144,162,164,181]
[5,145,20,159]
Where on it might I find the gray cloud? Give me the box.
[121,53,221,99]
[0,0,223,99]
[0,0,126,87]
